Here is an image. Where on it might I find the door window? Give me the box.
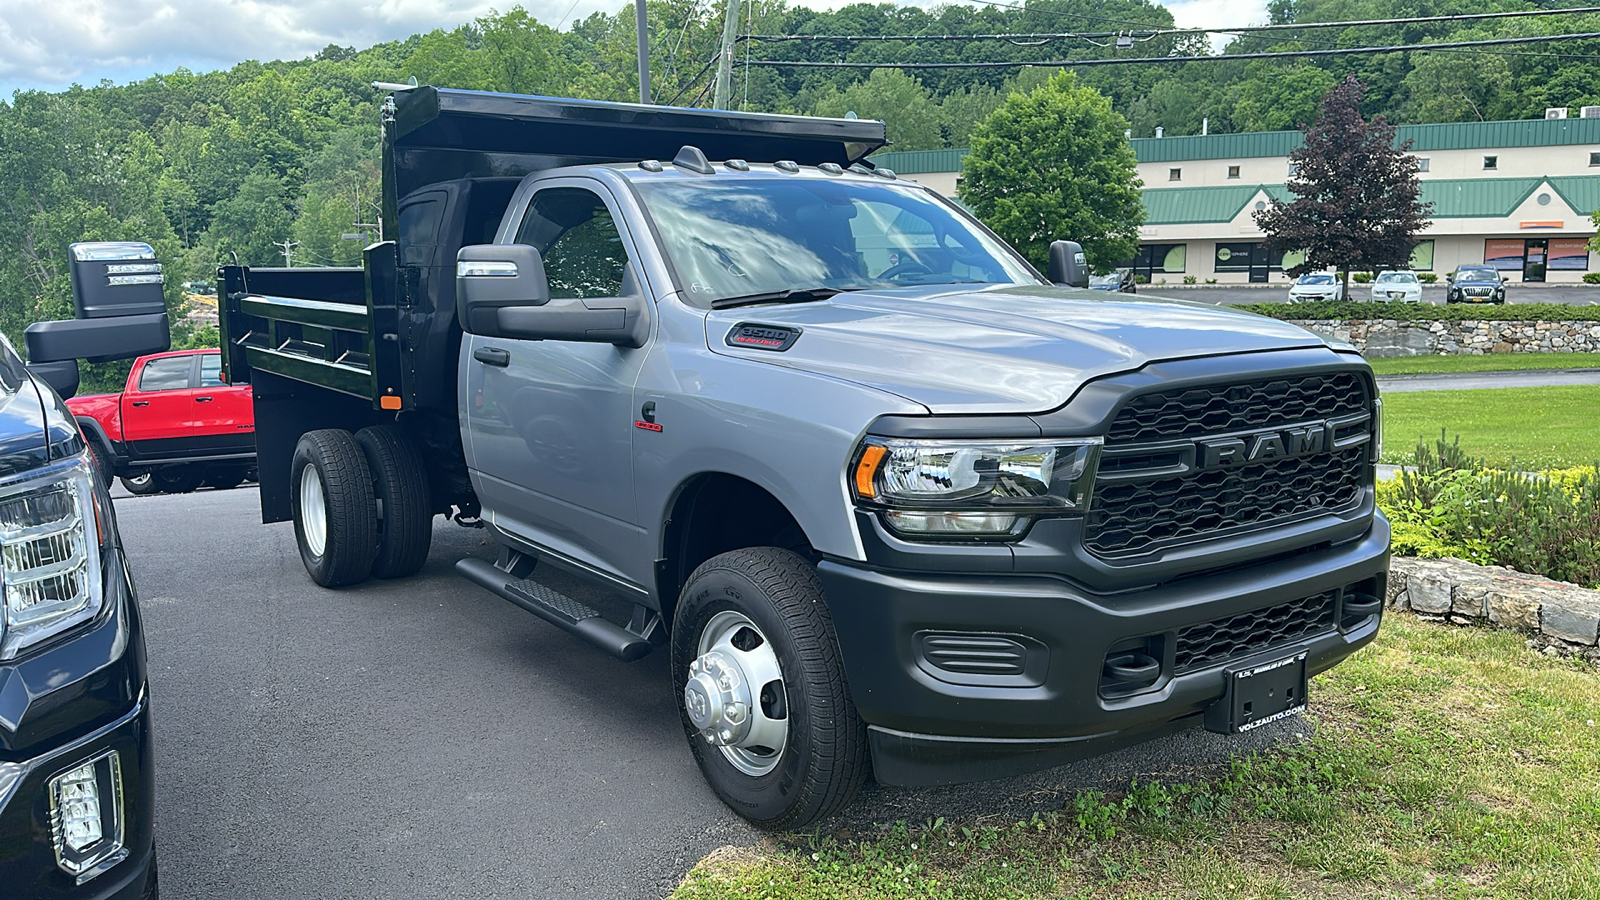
[516,188,633,299]
[397,193,446,267]
[138,357,195,391]
[199,354,225,387]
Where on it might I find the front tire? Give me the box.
[354,425,433,579]
[291,430,377,588]
[672,547,867,830]
[85,439,112,490]
[152,467,202,494]
[120,470,160,495]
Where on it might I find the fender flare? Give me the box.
[73,416,123,467]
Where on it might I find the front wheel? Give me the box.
[672,547,867,830]
[291,430,377,588]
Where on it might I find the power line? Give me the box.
[745,31,1600,70]
[747,6,1600,43]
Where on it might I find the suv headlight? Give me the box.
[850,438,1101,539]
[0,458,106,660]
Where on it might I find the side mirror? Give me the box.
[26,360,79,400]
[1047,240,1090,288]
[1444,275,1453,283]
[457,244,649,348]
[1502,276,1511,284]
[24,241,171,366]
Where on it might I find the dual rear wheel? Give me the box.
[291,426,434,588]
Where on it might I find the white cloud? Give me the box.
[0,0,1274,96]
[1165,0,1271,52]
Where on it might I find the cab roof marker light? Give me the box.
[70,242,155,262]
[774,160,800,174]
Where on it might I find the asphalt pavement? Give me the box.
[123,486,1312,900]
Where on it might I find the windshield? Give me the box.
[1456,269,1498,282]
[1296,274,1334,285]
[1089,272,1122,286]
[632,176,1038,307]
[1375,272,1418,284]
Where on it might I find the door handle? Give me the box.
[131,400,150,407]
[195,396,214,402]
[473,347,510,367]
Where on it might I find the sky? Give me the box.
[0,0,1265,97]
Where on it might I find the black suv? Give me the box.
[1446,265,1507,304]
[1,241,165,898]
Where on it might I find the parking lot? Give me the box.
[124,486,1308,900]
[1146,283,1599,306]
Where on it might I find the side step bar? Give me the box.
[456,558,656,661]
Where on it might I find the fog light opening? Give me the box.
[48,750,127,884]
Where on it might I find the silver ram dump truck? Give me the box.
[215,87,1389,829]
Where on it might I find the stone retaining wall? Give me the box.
[1288,319,1600,357]
[1387,557,1600,662]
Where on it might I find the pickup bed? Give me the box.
[68,348,255,493]
[214,87,1388,829]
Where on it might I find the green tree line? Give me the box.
[4,0,1597,386]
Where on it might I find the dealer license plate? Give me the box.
[1203,650,1309,734]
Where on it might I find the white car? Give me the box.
[1287,273,1344,302]
[1370,270,1423,303]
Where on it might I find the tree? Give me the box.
[1229,62,1336,133]
[1254,75,1432,297]
[957,71,1143,271]
[810,69,943,151]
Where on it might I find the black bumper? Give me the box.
[819,516,1389,787]
[0,549,156,900]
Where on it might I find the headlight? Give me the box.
[0,458,105,660]
[850,438,1101,539]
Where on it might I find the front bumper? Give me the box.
[0,549,156,900]
[819,516,1389,786]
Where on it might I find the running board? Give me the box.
[456,558,656,661]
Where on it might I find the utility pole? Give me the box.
[636,0,651,104]
[273,239,299,267]
[712,0,741,110]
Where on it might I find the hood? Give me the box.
[707,284,1334,414]
[0,378,57,479]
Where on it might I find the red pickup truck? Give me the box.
[68,348,256,493]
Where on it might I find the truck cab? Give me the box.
[215,88,1388,830]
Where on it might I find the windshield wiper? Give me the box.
[710,287,844,310]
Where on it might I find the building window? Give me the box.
[1590,152,1600,166]
[1416,157,1430,172]
[1214,242,1258,272]
[1409,240,1435,272]
[1124,244,1187,280]
[1287,162,1300,176]
[1227,165,1241,179]
[1169,168,1182,182]
[1483,155,1498,170]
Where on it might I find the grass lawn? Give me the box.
[1368,352,1600,376]
[672,615,1600,900]
[1380,385,1600,470]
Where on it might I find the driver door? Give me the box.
[465,180,652,587]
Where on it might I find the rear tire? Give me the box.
[672,547,867,830]
[354,425,433,579]
[153,467,202,494]
[291,430,377,588]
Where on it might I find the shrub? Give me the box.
[1584,272,1600,284]
[1133,274,1148,284]
[1237,300,1600,322]
[1183,275,1197,285]
[1418,273,1437,283]
[1352,272,1374,283]
[1377,434,1600,587]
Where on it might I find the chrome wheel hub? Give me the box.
[687,611,789,777]
[299,464,328,558]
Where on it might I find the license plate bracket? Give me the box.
[1203,650,1309,734]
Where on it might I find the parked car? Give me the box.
[1370,270,1423,302]
[1287,273,1344,302]
[1445,265,1508,304]
[67,349,255,495]
[3,242,160,899]
[1087,268,1136,293]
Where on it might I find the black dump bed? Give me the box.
[218,88,888,414]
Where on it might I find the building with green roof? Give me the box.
[871,115,1600,285]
